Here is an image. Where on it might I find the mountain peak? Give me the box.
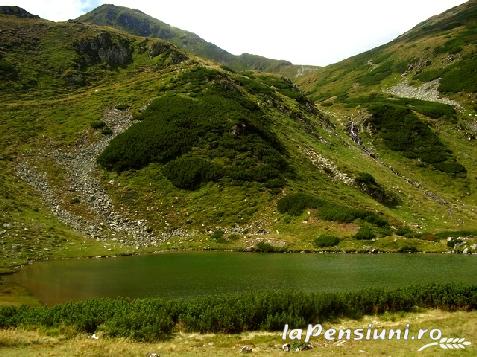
[0,6,39,18]
[78,4,314,76]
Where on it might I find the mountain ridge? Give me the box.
[77,4,317,77]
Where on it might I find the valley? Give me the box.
[0,1,476,355]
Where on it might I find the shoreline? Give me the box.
[2,244,476,275]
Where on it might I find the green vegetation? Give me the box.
[354,224,377,240]
[0,284,474,341]
[367,102,466,177]
[0,13,189,95]
[98,81,290,189]
[439,55,477,93]
[414,55,477,93]
[163,157,222,190]
[276,192,389,228]
[398,245,419,253]
[434,230,477,239]
[344,95,457,121]
[406,2,477,39]
[77,4,311,76]
[358,59,407,85]
[1,0,477,276]
[355,172,399,207]
[276,193,323,215]
[299,0,477,113]
[313,234,340,247]
[210,229,226,242]
[253,241,284,253]
[0,310,475,356]
[396,226,414,237]
[317,204,388,227]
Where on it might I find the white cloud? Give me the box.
[0,0,468,65]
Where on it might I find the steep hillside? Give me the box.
[295,0,477,236]
[298,0,476,104]
[76,4,316,77]
[0,5,476,274]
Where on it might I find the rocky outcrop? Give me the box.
[74,32,133,68]
[301,147,354,185]
[16,108,182,247]
[148,41,188,65]
[0,6,39,18]
[386,79,461,108]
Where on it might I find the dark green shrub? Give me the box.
[414,68,442,82]
[254,241,280,253]
[101,308,173,341]
[440,56,477,93]
[396,226,413,237]
[0,58,18,80]
[398,246,419,253]
[447,238,463,248]
[318,205,358,223]
[318,204,388,227]
[101,126,113,135]
[362,213,388,227]
[354,225,376,240]
[1,284,475,339]
[98,87,290,188]
[434,230,477,239]
[408,100,456,120]
[228,233,241,241]
[91,120,106,129]
[115,103,131,111]
[368,103,466,177]
[277,193,323,216]
[355,172,399,207]
[210,229,227,243]
[314,235,340,248]
[162,157,222,190]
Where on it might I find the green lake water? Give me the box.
[9,252,477,305]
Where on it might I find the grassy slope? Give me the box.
[0,4,477,278]
[298,0,476,101]
[293,0,477,238]
[76,4,318,77]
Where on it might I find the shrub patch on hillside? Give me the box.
[366,102,466,177]
[98,70,291,189]
[355,172,400,207]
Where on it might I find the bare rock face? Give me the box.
[15,108,172,247]
[74,32,133,68]
[385,79,461,108]
[147,41,188,66]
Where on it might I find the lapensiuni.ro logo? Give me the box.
[282,323,472,352]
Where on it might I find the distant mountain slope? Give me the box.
[296,0,476,175]
[77,4,317,77]
[298,0,476,103]
[0,6,39,18]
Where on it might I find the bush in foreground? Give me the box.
[0,284,475,341]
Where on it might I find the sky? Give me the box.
[0,0,468,65]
